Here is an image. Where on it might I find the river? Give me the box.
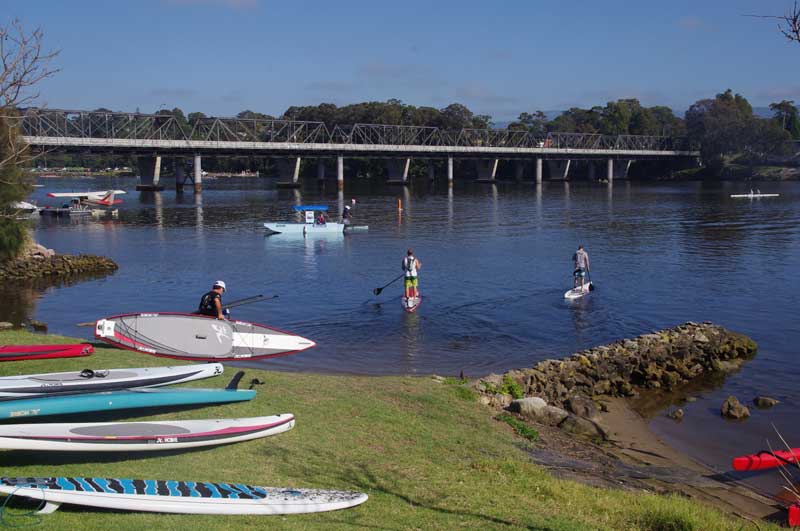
[13,175,800,497]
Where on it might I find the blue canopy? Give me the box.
[292,205,328,212]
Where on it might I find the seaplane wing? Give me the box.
[47,190,126,206]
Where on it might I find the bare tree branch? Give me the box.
[0,19,60,109]
[745,1,800,43]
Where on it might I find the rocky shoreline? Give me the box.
[0,243,118,282]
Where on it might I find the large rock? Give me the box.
[565,395,600,422]
[509,397,568,426]
[753,396,779,409]
[558,414,607,440]
[721,396,750,419]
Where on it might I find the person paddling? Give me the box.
[572,246,590,291]
[402,249,421,299]
[198,280,227,319]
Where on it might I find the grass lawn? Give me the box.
[0,330,777,530]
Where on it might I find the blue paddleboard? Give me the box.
[0,388,255,420]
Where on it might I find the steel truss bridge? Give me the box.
[15,108,695,158]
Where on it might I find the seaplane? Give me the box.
[41,190,126,218]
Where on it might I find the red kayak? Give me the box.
[732,449,800,471]
[790,504,800,527]
[0,344,94,362]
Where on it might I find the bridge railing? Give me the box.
[15,108,691,152]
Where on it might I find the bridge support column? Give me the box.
[535,158,543,183]
[447,157,454,186]
[317,159,326,182]
[337,155,344,191]
[193,154,203,193]
[135,156,164,191]
[174,160,185,192]
[547,160,571,180]
[387,158,411,186]
[276,157,302,189]
[514,161,524,181]
[476,159,498,182]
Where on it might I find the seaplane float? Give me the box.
[263,205,368,235]
[40,190,126,218]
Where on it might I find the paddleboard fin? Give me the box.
[226,371,246,390]
[37,501,61,514]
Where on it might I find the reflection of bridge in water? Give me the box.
[17,108,699,191]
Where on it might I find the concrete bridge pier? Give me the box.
[514,161,524,181]
[317,159,326,182]
[276,157,302,189]
[193,154,203,193]
[174,160,185,192]
[337,156,344,191]
[476,159,498,183]
[606,159,633,182]
[387,158,411,185]
[535,158,543,184]
[447,157,454,186]
[547,160,571,181]
[136,155,164,191]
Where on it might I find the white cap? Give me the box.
[344,205,351,209]
[213,280,226,290]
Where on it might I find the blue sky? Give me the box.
[5,0,800,120]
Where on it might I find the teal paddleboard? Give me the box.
[0,388,255,420]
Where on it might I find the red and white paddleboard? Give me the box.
[0,344,93,362]
[401,295,422,313]
[732,448,800,471]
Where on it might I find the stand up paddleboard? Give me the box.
[95,313,315,361]
[564,283,592,300]
[0,476,368,515]
[0,373,254,420]
[402,295,422,313]
[0,344,93,362]
[0,414,294,452]
[0,363,223,400]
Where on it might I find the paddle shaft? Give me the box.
[373,274,404,296]
[225,295,278,310]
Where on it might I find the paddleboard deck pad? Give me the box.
[0,344,93,362]
[0,387,255,420]
[564,283,592,300]
[402,295,422,313]
[0,363,223,400]
[0,414,294,452]
[0,476,368,515]
[95,313,315,361]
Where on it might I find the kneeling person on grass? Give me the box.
[198,280,227,319]
[402,249,421,299]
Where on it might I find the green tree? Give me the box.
[769,100,800,138]
[0,20,58,260]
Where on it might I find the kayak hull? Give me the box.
[732,448,800,471]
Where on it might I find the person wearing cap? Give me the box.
[198,281,227,319]
[342,205,352,225]
[401,248,421,299]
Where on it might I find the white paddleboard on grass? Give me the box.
[0,476,368,515]
[0,414,294,452]
[564,283,592,300]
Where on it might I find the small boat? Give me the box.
[40,200,93,217]
[264,206,367,235]
[564,283,592,300]
[730,189,780,199]
[11,201,38,217]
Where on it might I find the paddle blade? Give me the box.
[373,288,382,296]
[589,283,595,291]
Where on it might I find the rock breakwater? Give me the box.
[0,243,118,282]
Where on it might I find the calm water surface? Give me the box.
[15,176,800,495]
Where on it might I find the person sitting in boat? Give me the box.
[342,205,352,225]
[198,280,226,319]
[315,212,327,225]
[572,246,590,291]
[402,248,421,299]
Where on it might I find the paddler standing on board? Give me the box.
[198,280,227,319]
[402,249,421,300]
[572,246,590,291]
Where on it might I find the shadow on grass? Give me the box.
[266,445,564,531]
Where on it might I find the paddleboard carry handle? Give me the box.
[226,371,246,390]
